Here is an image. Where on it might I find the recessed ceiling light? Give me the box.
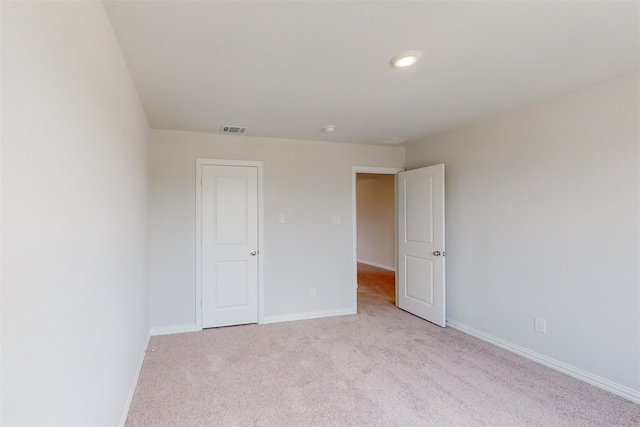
[323,125,336,133]
[390,50,422,68]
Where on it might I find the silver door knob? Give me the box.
[433,251,441,256]
[250,250,257,256]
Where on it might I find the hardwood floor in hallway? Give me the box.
[356,262,395,306]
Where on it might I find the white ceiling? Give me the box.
[104,1,639,146]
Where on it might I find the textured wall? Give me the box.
[356,174,396,270]
[149,130,404,328]
[406,74,640,393]
[2,2,150,424]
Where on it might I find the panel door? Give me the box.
[397,164,446,327]
[201,165,258,328]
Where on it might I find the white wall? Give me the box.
[149,130,404,329]
[2,2,150,425]
[356,174,395,270]
[405,74,640,397]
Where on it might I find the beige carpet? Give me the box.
[127,264,640,426]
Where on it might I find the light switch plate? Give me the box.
[331,215,341,225]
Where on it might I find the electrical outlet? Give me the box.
[331,215,341,225]
[534,317,546,334]
[310,287,316,297]
[278,213,285,223]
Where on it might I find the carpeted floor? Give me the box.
[127,263,640,426]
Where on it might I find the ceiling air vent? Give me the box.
[220,125,247,134]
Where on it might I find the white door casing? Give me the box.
[397,164,446,327]
[196,159,263,329]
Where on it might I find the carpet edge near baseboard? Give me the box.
[119,331,151,427]
[151,324,198,336]
[262,308,357,324]
[446,319,640,404]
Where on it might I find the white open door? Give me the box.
[397,164,446,327]
[201,164,258,328]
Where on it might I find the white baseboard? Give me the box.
[262,307,356,325]
[357,259,396,272]
[446,319,640,404]
[119,331,150,426]
[150,324,198,336]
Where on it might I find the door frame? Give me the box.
[195,158,265,330]
[351,166,404,311]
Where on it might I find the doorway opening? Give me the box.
[352,166,403,313]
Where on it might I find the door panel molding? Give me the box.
[196,158,264,330]
[397,164,446,327]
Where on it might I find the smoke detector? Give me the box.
[383,138,407,145]
[220,125,247,134]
